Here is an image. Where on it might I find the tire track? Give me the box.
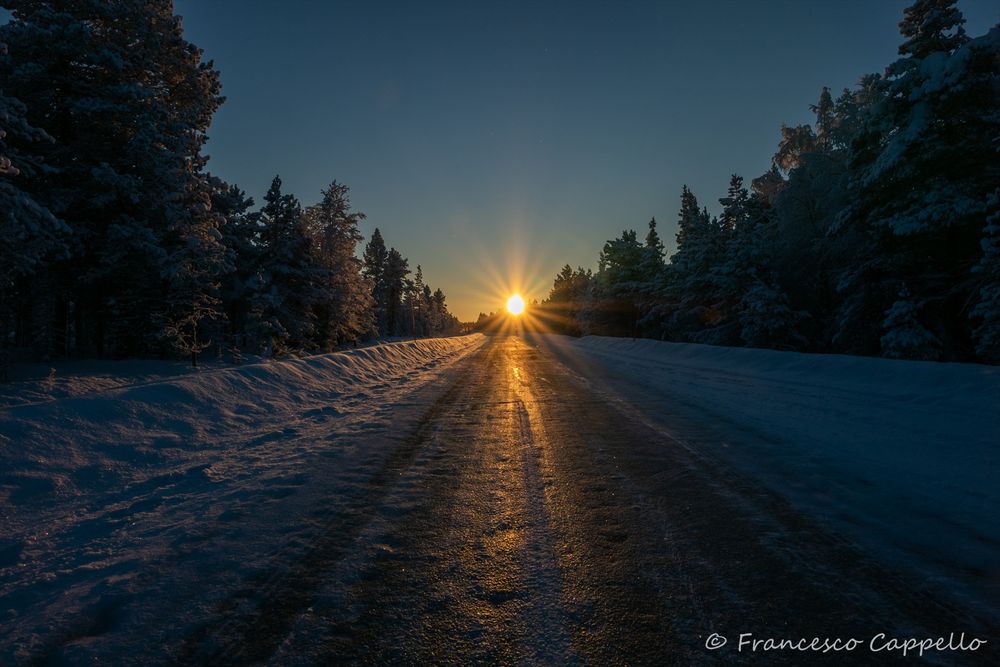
[174,346,488,665]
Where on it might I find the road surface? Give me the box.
[19,335,995,665]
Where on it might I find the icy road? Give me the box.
[1,335,997,664]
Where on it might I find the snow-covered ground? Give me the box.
[2,332,997,661]
[0,358,218,410]
[0,335,486,662]
[535,334,1000,621]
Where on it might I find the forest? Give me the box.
[526,1,999,364]
[3,1,998,366]
[0,1,459,367]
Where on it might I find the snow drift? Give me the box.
[0,335,484,502]
[0,335,487,662]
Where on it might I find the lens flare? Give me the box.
[506,294,526,316]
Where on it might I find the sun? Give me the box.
[506,294,525,316]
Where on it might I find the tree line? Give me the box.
[0,1,458,365]
[538,0,999,363]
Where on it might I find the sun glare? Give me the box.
[506,294,526,316]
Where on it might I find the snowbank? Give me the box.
[0,335,485,502]
[567,336,999,409]
[0,335,486,662]
[541,335,1000,618]
[0,358,215,409]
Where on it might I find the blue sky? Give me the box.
[55,2,1000,318]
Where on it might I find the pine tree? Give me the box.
[305,181,372,348]
[672,186,704,264]
[384,248,409,336]
[750,165,786,206]
[406,265,427,336]
[587,229,647,336]
[542,265,592,335]
[0,54,64,287]
[739,280,808,350]
[719,175,749,235]
[664,186,727,341]
[430,288,456,334]
[251,176,319,354]
[641,218,666,286]
[0,0,225,357]
[828,75,884,152]
[716,176,754,311]
[362,228,390,337]
[841,1,998,359]
[880,288,941,360]
[423,283,436,333]
[773,124,818,173]
[810,87,836,152]
[769,140,852,351]
[0,48,67,351]
[213,176,258,349]
[971,186,1000,361]
[898,0,968,58]
[161,179,230,366]
[634,218,668,335]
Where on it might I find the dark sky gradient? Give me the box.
[131,3,1000,317]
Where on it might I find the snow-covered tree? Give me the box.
[160,179,230,366]
[213,177,259,349]
[662,186,728,341]
[251,176,319,354]
[541,265,592,335]
[715,174,808,349]
[0,46,67,352]
[881,289,941,360]
[773,124,818,173]
[404,264,428,336]
[363,228,390,337]
[897,0,968,58]
[583,229,646,336]
[0,0,225,356]
[811,87,836,152]
[305,181,372,348]
[539,0,997,363]
[429,287,459,334]
[384,248,409,336]
[751,165,786,206]
[971,186,1000,361]
[739,280,808,350]
[840,3,998,359]
[0,59,64,288]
